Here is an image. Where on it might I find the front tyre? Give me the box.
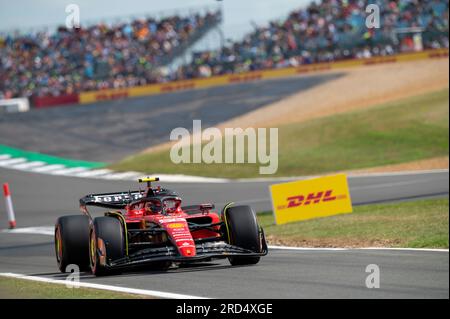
[55,215,90,273]
[222,205,262,266]
[90,216,125,276]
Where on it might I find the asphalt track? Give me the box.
[0,73,342,162]
[0,167,448,298]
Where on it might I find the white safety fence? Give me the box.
[0,98,30,113]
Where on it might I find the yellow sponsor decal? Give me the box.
[167,223,185,229]
[270,174,352,225]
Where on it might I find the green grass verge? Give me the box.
[258,198,449,248]
[110,89,449,178]
[0,276,152,299]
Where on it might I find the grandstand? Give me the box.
[175,0,449,79]
[0,0,448,105]
[0,7,222,99]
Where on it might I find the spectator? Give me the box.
[0,10,221,98]
[1,1,448,100]
[174,0,449,80]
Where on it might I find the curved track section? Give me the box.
[0,73,342,162]
[0,168,447,222]
[0,167,448,298]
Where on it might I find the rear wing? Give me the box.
[80,191,144,209]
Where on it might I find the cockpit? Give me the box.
[126,196,182,217]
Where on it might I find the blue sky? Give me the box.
[0,0,311,40]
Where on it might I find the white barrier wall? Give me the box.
[0,98,30,113]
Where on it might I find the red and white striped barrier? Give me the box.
[3,183,16,229]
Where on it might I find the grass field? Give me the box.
[110,89,449,178]
[259,198,449,248]
[0,276,150,299]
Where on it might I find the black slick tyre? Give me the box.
[222,205,262,266]
[55,215,90,272]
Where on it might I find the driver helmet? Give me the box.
[144,200,162,214]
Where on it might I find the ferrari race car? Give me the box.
[55,177,268,276]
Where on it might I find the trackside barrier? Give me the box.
[2,183,16,229]
[32,93,79,108]
[78,48,449,105]
[0,98,30,113]
[30,48,449,108]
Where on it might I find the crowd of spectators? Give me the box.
[0,10,221,99]
[0,1,448,100]
[174,0,449,80]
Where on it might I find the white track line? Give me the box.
[0,273,207,299]
[268,245,449,252]
[347,169,449,177]
[234,169,449,183]
[1,226,54,236]
[356,247,449,252]
[268,245,348,251]
[2,227,447,252]
[354,177,445,191]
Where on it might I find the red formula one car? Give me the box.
[54,177,268,276]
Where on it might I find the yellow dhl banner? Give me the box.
[270,174,353,225]
[79,49,448,104]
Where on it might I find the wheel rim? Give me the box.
[90,232,97,272]
[55,227,63,264]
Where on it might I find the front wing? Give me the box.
[105,241,268,269]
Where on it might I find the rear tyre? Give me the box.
[90,216,125,276]
[55,215,90,273]
[222,205,262,266]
